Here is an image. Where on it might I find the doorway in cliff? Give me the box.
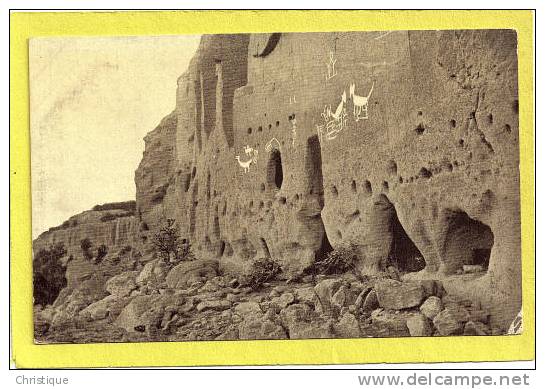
[267,149,283,190]
[305,135,332,261]
[371,194,426,273]
[442,209,493,275]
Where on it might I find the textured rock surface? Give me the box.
[433,306,470,335]
[131,31,520,328]
[34,30,522,339]
[420,296,443,319]
[406,313,433,337]
[375,279,426,310]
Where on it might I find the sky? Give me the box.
[30,35,201,238]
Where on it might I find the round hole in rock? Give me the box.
[247,127,252,134]
[266,149,283,190]
[386,160,398,176]
[363,180,372,195]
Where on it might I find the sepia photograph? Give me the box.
[30,29,523,345]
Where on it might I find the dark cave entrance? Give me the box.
[442,210,494,274]
[388,206,426,273]
[306,135,333,261]
[370,194,426,274]
[267,149,283,190]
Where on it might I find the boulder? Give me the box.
[105,271,138,297]
[271,292,295,309]
[333,313,361,338]
[196,300,231,312]
[406,313,433,336]
[136,259,168,287]
[280,303,311,329]
[416,280,446,298]
[370,308,411,336]
[234,301,263,317]
[79,295,130,321]
[331,285,355,313]
[464,321,491,336]
[288,319,334,339]
[238,315,287,340]
[375,279,425,310]
[113,295,157,333]
[113,294,184,334]
[361,290,379,312]
[420,296,443,319]
[314,279,343,315]
[433,306,470,335]
[166,259,218,289]
[293,287,317,306]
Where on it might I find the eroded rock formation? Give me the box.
[133,30,520,327]
[33,30,521,337]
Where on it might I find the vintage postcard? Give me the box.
[10,10,534,367]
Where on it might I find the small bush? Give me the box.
[313,244,360,275]
[242,258,281,290]
[33,242,68,306]
[151,219,189,263]
[80,238,93,260]
[96,244,108,263]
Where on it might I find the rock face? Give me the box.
[33,202,138,263]
[34,30,522,332]
[131,31,520,328]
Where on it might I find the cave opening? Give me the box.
[442,210,494,274]
[306,135,333,261]
[370,194,425,274]
[267,149,283,190]
[388,205,426,273]
[217,240,226,257]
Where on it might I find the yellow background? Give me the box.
[10,10,535,368]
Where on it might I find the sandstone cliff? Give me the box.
[134,31,520,327]
[33,30,522,338]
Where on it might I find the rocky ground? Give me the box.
[34,249,503,344]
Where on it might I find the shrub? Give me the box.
[80,238,93,260]
[313,244,360,275]
[241,257,281,290]
[33,242,68,306]
[96,244,108,263]
[151,219,188,263]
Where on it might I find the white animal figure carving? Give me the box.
[327,91,347,121]
[349,82,374,121]
[326,51,337,80]
[235,156,253,173]
[318,91,348,142]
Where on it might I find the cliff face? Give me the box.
[33,30,521,334]
[33,203,138,261]
[134,30,520,327]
